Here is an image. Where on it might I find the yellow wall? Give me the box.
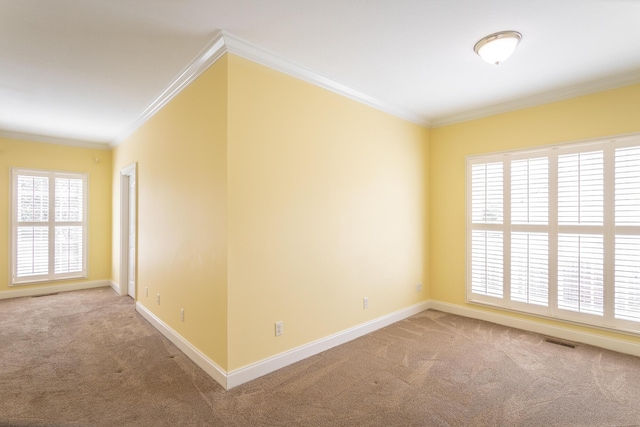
[112,53,428,372]
[112,56,229,369]
[429,83,640,340]
[0,138,112,293]
[226,55,429,370]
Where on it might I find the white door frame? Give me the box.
[120,163,137,297]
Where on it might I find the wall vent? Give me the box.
[544,337,577,349]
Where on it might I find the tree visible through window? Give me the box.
[467,134,640,333]
[11,169,87,285]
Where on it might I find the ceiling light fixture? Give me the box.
[474,31,522,65]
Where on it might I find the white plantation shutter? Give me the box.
[471,230,504,298]
[558,151,604,225]
[471,162,503,224]
[16,226,49,276]
[15,175,50,277]
[12,169,87,285]
[54,177,84,274]
[556,150,605,317]
[55,226,84,274]
[614,146,640,323]
[468,134,640,333]
[615,146,640,225]
[615,236,640,322]
[557,234,604,315]
[470,162,504,300]
[510,157,549,307]
[511,232,548,306]
[511,158,548,224]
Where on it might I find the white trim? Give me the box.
[430,300,640,359]
[111,31,430,148]
[120,163,137,297]
[5,38,640,147]
[135,299,429,390]
[0,129,110,150]
[0,280,110,300]
[226,301,430,389]
[431,70,640,127]
[135,302,228,389]
[112,32,227,146]
[221,32,429,128]
[109,30,640,145]
[109,280,120,294]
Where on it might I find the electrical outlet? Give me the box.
[416,283,423,292]
[275,321,283,337]
[156,294,160,305]
[180,308,185,322]
[363,297,369,309]
[145,287,148,297]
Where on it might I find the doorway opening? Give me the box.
[120,163,137,298]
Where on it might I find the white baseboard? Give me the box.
[226,301,431,389]
[135,302,228,389]
[135,299,430,390]
[109,280,122,295]
[0,280,111,300]
[429,300,640,358]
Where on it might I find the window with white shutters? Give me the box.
[11,169,87,285]
[467,134,640,333]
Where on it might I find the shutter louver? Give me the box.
[511,232,548,306]
[558,234,604,315]
[558,151,604,225]
[472,162,503,224]
[16,226,49,277]
[471,230,504,298]
[55,226,83,274]
[615,146,640,226]
[511,157,548,224]
[615,236,640,322]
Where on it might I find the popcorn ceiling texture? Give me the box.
[2,287,640,426]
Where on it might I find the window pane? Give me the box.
[511,157,548,224]
[55,178,84,222]
[471,230,503,297]
[615,146,640,226]
[17,175,49,222]
[55,226,83,274]
[558,151,603,225]
[511,232,548,306]
[615,235,640,322]
[471,162,503,224]
[16,226,49,277]
[558,234,604,315]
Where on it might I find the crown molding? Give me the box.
[111,31,430,147]
[0,129,111,150]
[111,31,227,147]
[431,70,640,128]
[111,31,640,143]
[221,31,430,128]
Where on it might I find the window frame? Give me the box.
[10,168,88,286]
[466,133,640,335]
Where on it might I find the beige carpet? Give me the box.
[2,287,640,426]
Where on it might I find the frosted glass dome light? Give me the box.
[474,31,522,65]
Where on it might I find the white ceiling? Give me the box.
[2,0,640,147]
